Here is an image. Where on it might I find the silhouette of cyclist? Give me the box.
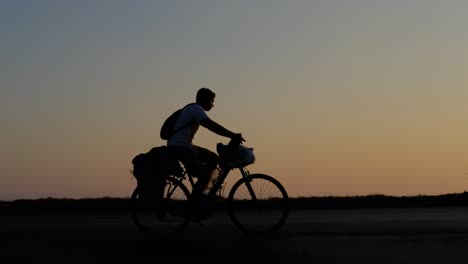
[167,87,245,220]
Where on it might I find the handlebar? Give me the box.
[228,138,244,146]
[217,139,255,169]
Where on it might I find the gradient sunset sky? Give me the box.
[2,1,468,201]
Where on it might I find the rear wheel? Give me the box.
[228,174,289,236]
[131,176,190,237]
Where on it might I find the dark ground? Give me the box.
[2,195,468,263]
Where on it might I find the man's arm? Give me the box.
[200,118,243,140]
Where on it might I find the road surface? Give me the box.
[2,207,468,263]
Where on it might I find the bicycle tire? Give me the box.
[227,173,289,236]
[131,176,191,237]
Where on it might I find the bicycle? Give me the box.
[130,141,289,237]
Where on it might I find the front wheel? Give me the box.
[228,174,289,236]
[131,176,191,237]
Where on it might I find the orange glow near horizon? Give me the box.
[2,1,468,200]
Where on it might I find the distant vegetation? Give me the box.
[1,192,468,215]
[288,192,468,209]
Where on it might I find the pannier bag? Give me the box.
[131,146,183,203]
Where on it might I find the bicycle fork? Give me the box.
[239,168,258,201]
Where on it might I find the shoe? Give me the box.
[189,193,212,217]
[186,200,211,225]
[197,197,212,219]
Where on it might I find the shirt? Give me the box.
[167,103,209,146]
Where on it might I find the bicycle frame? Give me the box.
[131,143,289,236]
[175,163,255,201]
[208,166,251,199]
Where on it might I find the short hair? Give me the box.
[196,87,216,103]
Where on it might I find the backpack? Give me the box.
[160,103,195,140]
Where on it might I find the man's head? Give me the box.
[196,87,215,111]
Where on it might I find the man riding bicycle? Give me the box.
[166,88,245,221]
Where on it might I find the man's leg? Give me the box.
[168,146,211,221]
[189,147,219,220]
[168,146,219,221]
[167,146,205,197]
[193,146,219,193]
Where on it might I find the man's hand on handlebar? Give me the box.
[230,133,245,145]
